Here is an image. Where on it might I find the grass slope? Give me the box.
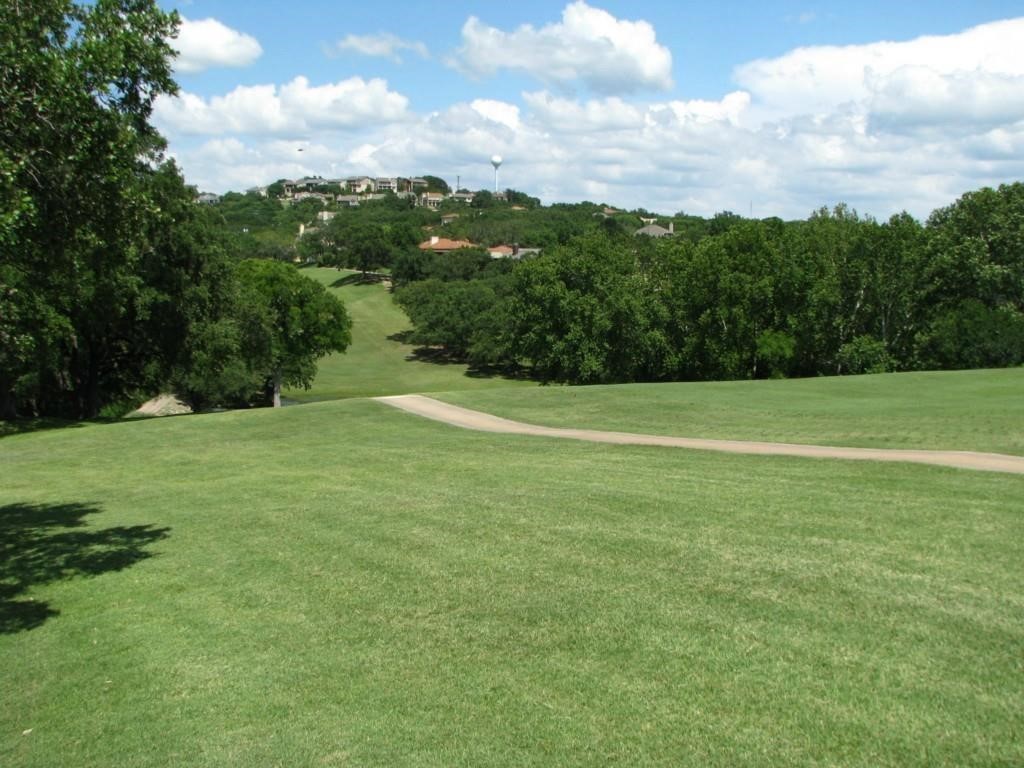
[285,267,532,401]
[437,368,1024,456]
[2,395,1023,766]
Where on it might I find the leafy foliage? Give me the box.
[394,184,1024,385]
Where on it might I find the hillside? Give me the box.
[3,376,1023,766]
[283,267,533,401]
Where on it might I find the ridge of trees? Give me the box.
[393,186,1024,383]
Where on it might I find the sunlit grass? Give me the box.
[2,395,1022,766]
[438,368,1024,455]
[285,267,532,401]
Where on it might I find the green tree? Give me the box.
[234,260,352,407]
[915,183,1024,368]
[1,0,182,417]
[420,175,450,194]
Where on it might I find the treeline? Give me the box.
[1,1,350,419]
[396,184,1024,383]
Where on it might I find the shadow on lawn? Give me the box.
[0,417,87,439]
[0,502,170,634]
[385,332,536,381]
[330,272,389,288]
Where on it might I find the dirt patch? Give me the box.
[130,394,193,418]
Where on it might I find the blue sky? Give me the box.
[156,1,1024,218]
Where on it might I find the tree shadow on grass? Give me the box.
[330,272,389,288]
[0,502,170,634]
[383,335,537,381]
[1,418,87,440]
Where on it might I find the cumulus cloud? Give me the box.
[449,1,672,94]
[470,99,521,130]
[153,76,409,135]
[173,17,262,74]
[331,33,429,63]
[735,17,1024,125]
[161,16,1024,222]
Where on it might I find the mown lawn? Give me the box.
[284,267,532,401]
[2,394,1022,766]
[438,367,1024,456]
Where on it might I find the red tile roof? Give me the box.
[419,238,478,252]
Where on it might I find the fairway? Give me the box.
[284,267,532,401]
[3,392,1023,766]
[438,368,1024,456]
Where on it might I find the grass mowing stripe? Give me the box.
[1,398,1021,766]
[436,368,1024,455]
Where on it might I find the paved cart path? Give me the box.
[375,395,1024,475]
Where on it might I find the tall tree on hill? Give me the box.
[234,260,351,407]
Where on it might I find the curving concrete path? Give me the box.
[375,395,1024,475]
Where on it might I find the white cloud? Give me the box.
[470,99,521,130]
[331,33,429,63]
[161,17,1024,222]
[450,1,672,94]
[735,17,1024,125]
[173,17,262,74]
[153,76,409,136]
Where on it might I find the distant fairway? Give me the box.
[284,267,532,401]
[438,367,1024,456]
[3,376,1023,766]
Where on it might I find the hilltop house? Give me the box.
[419,192,446,209]
[634,222,675,238]
[344,176,373,194]
[419,236,478,254]
[488,244,543,259]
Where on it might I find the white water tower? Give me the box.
[491,154,503,193]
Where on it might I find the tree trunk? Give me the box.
[272,372,282,408]
[0,387,17,420]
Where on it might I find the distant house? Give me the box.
[634,222,675,238]
[440,213,460,225]
[449,191,475,204]
[419,192,445,209]
[488,244,515,258]
[345,176,374,194]
[292,191,330,204]
[317,211,337,223]
[374,177,398,193]
[336,194,360,207]
[283,177,327,196]
[419,236,478,253]
[488,244,542,259]
[196,192,220,205]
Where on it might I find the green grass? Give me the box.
[285,267,533,401]
[437,368,1024,455]
[2,394,1023,766]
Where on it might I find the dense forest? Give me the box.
[3,3,1022,419]
[219,177,1024,385]
[386,184,1024,384]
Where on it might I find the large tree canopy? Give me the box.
[1,0,181,417]
[234,260,352,407]
[393,184,1024,385]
